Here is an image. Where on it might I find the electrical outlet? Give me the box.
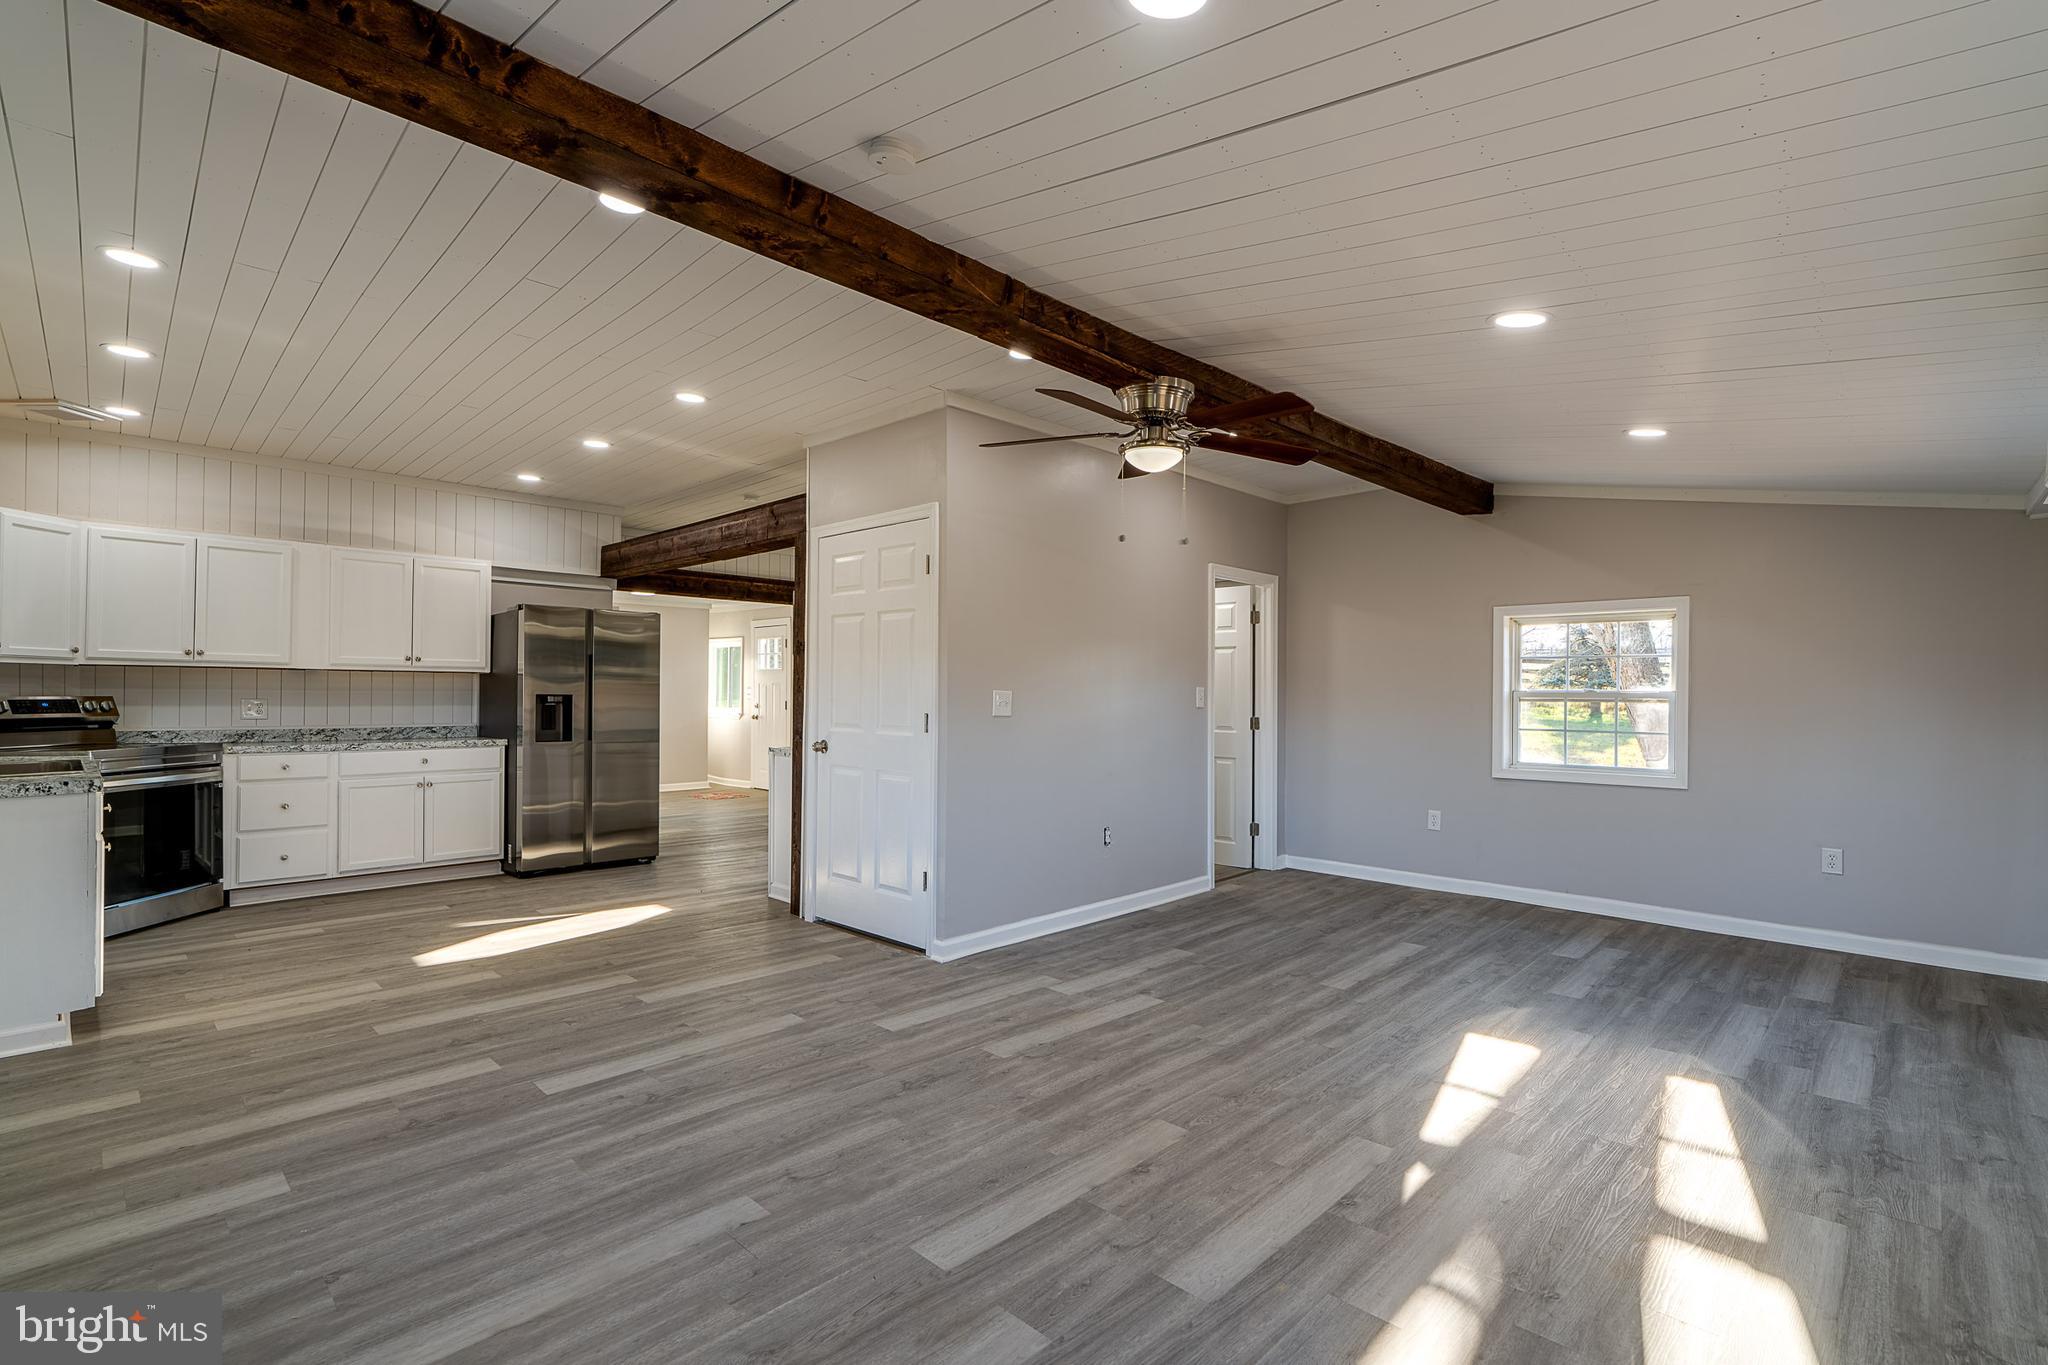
[1821,847,1844,876]
[240,698,269,721]
[1427,809,1442,831]
[1102,826,1112,847]
[991,689,1013,717]
[1195,685,1206,709]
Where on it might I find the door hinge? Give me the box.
[922,870,928,891]
[1249,715,1261,731]
[925,554,932,574]
[924,712,930,733]
[1250,607,1261,625]
[1250,821,1261,837]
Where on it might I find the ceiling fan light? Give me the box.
[1129,0,1206,15]
[1123,440,1184,474]
[597,192,644,215]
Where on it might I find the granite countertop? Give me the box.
[121,726,507,755]
[0,774,102,800]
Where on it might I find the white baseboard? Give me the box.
[1282,855,2048,982]
[708,775,753,789]
[0,1015,72,1058]
[661,781,710,792]
[928,875,1212,963]
[768,882,789,904]
[231,860,503,906]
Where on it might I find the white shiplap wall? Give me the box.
[0,663,475,731]
[0,421,622,572]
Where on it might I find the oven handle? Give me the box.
[100,768,224,792]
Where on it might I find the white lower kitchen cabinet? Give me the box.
[0,789,102,1057]
[227,746,504,900]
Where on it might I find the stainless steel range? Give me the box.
[0,696,224,935]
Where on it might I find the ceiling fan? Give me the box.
[980,379,1322,477]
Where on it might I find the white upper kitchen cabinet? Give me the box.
[328,549,415,668]
[194,535,295,665]
[0,509,86,663]
[85,526,197,663]
[412,555,492,671]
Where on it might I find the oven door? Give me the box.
[100,769,225,935]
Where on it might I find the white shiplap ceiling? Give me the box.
[1,0,2044,529]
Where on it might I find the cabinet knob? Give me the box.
[69,645,79,654]
[280,853,289,862]
[183,648,194,656]
[421,757,430,765]
[280,763,290,771]
[103,839,112,852]
[196,649,205,657]
[279,802,290,811]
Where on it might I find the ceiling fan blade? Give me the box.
[1188,391,1314,427]
[1038,388,1132,424]
[1196,432,1320,466]
[980,431,1127,448]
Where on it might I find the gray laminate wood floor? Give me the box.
[4,791,2045,1363]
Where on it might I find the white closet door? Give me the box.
[85,526,197,663]
[195,535,295,665]
[328,549,415,668]
[0,509,86,662]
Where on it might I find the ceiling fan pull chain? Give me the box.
[1117,451,1127,542]
[1179,464,1190,545]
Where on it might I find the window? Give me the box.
[1494,597,1688,789]
[710,638,742,712]
[756,635,784,672]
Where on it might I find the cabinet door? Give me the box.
[328,549,414,668]
[423,770,502,864]
[85,526,197,662]
[336,775,425,873]
[0,509,85,662]
[194,535,294,665]
[411,556,491,671]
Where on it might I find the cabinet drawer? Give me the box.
[236,752,334,782]
[339,747,503,777]
[235,828,332,885]
[235,778,331,832]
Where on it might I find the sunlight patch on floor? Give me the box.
[1357,1232,1502,1365]
[414,904,672,965]
[1640,1235,1817,1365]
[1401,1161,1433,1203]
[1655,1076,1767,1242]
[1417,1034,1542,1148]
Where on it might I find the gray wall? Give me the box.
[708,604,788,783]
[1284,492,2048,959]
[612,594,709,788]
[804,407,947,529]
[934,408,1288,940]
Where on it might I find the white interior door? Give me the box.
[810,517,935,949]
[750,618,791,789]
[1213,585,1255,869]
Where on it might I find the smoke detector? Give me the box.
[863,134,922,175]
[0,399,126,424]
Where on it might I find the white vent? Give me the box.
[0,399,123,424]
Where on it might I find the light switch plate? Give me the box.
[991,690,1013,717]
[1427,809,1442,831]
[240,698,269,720]
[1195,685,1206,709]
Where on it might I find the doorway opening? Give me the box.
[1209,564,1279,885]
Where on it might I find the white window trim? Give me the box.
[1492,596,1690,790]
[710,636,743,713]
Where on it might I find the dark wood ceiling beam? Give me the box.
[619,571,794,605]
[601,496,805,578]
[94,0,1493,516]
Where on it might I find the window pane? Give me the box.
[1620,733,1672,770]
[1519,622,1566,659]
[1564,700,1615,729]
[1518,730,1564,765]
[1519,658,1568,690]
[1616,618,1672,654]
[1517,700,1564,730]
[1616,654,1673,690]
[1566,730,1618,766]
[1564,622,1617,690]
[1619,699,1669,735]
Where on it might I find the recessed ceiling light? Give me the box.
[516,473,543,483]
[597,192,644,215]
[1627,427,1668,439]
[627,590,657,597]
[101,246,161,270]
[103,404,142,418]
[1007,348,1031,361]
[675,391,706,404]
[1490,311,1549,329]
[581,438,611,449]
[1129,0,1206,15]
[102,342,152,359]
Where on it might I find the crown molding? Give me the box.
[1495,482,2030,512]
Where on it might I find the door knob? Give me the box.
[811,739,829,753]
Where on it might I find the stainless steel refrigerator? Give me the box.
[480,606,660,874]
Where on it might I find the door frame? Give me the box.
[800,503,941,949]
[1207,563,1281,878]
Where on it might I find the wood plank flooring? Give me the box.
[4,791,2045,1363]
